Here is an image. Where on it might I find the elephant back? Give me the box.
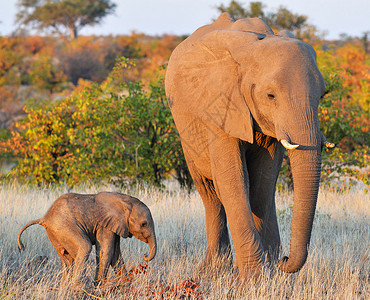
[166,13,273,84]
[166,12,234,80]
[231,18,274,35]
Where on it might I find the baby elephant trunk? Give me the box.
[143,233,157,262]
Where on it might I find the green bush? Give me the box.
[2,52,367,192]
[319,65,369,191]
[1,58,191,187]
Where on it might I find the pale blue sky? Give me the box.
[0,0,369,39]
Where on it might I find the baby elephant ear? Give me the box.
[95,192,132,238]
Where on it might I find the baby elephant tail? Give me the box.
[17,219,43,252]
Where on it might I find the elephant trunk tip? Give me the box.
[142,253,150,262]
[277,255,307,273]
[142,248,156,262]
[143,235,157,262]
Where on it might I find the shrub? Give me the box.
[317,46,369,190]
[29,56,67,92]
[1,58,190,187]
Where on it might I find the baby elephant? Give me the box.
[17,192,157,284]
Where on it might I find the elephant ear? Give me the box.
[169,30,263,143]
[95,192,132,238]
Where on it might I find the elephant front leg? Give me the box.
[209,131,265,279]
[94,242,101,284]
[96,230,116,284]
[111,235,127,278]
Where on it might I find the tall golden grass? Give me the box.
[0,182,368,299]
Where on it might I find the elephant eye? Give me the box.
[141,221,148,228]
[267,93,275,100]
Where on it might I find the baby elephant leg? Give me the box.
[58,252,73,284]
[53,228,92,285]
[71,238,92,285]
[94,242,101,283]
[46,230,74,283]
[96,229,116,284]
[111,235,127,277]
[46,225,92,286]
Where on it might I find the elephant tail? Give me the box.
[17,219,43,252]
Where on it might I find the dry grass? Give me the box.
[0,181,368,299]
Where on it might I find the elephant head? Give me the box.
[95,192,157,262]
[166,13,333,273]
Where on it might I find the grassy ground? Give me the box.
[0,182,368,299]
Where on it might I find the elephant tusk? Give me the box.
[280,139,299,150]
[325,142,335,148]
[320,132,335,149]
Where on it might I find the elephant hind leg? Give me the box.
[262,201,281,263]
[246,135,283,263]
[189,166,232,271]
[53,228,92,285]
[46,230,74,284]
[71,239,92,285]
[58,253,73,284]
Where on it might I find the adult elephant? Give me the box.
[165,13,334,279]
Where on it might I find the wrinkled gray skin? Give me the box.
[17,192,157,285]
[166,13,332,279]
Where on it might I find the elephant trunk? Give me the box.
[143,232,157,262]
[278,146,321,273]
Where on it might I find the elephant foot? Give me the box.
[113,265,128,280]
[95,281,130,297]
[264,250,278,266]
[57,280,91,298]
[233,259,267,284]
[195,250,233,279]
[263,244,281,266]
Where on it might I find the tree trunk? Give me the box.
[69,25,78,40]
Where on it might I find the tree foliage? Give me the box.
[15,0,116,41]
[0,33,182,135]
[316,44,369,190]
[29,56,67,92]
[216,1,319,40]
[216,0,261,20]
[0,11,368,191]
[1,58,191,187]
